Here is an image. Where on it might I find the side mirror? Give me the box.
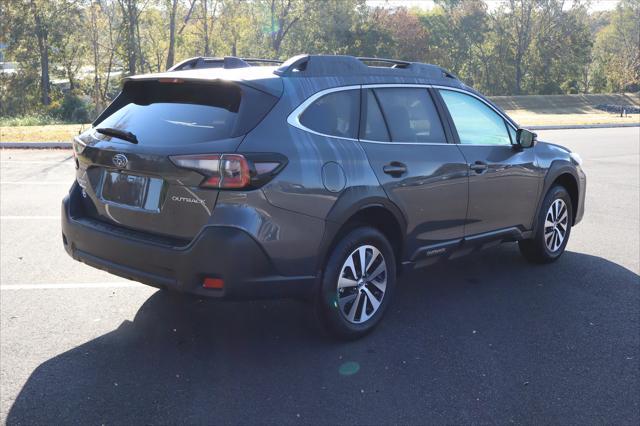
[516,128,537,148]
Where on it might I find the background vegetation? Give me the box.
[1,0,639,124]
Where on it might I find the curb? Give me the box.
[529,123,639,130]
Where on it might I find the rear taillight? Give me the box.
[72,137,85,169]
[170,153,286,189]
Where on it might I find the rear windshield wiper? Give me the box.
[96,127,139,144]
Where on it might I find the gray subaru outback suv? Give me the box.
[62,54,586,339]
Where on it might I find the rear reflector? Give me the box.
[202,277,224,289]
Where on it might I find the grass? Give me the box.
[0,113,68,127]
[509,111,639,127]
[1,123,90,142]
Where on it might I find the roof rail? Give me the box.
[274,54,456,81]
[169,56,282,72]
[440,68,458,79]
[356,57,411,68]
[273,54,310,75]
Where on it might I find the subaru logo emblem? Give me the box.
[112,153,128,168]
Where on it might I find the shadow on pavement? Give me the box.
[7,246,640,424]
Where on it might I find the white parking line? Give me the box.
[0,160,73,165]
[0,282,141,290]
[0,181,70,185]
[1,216,60,220]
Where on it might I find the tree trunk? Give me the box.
[166,0,177,70]
[90,3,101,109]
[203,0,210,56]
[30,0,50,105]
[66,66,76,91]
[135,11,146,72]
[119,0,138,75]
[514,58,522,95]
[128,6,137,74]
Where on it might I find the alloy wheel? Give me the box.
[544,199,569,252]
[336,245,387,324]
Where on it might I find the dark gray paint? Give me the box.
[67,56,587,291]
[456,145,541,235]
[361,143,469,255]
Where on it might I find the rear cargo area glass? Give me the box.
[95,80,276,146]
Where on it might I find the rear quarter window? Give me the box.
[299,90,360,139]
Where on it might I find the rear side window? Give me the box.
[373,88,445,143]
[95,80,277,146]
[299,90,360,139]
[360,89,390,142]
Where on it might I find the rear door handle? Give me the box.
[383,162,407,177]
[469,161,488,173]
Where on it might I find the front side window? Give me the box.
[373,88,446,143]
[439,89,512,146]
[299,90,360,139]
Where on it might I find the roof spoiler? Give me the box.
[274,54,458,81]
[169,56,282,71]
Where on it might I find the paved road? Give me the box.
[1,128,638,424]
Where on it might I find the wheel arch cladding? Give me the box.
[551,173,579,225]
[321,204,406,275]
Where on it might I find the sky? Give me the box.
[367,0,621,12]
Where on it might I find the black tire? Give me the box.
[315,227,396,340]
[519,185,573,263]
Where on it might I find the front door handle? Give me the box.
[469,161,488,173]
[383,162,407,177]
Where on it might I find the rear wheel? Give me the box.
[519,185,573,263]
[315,227,396,340]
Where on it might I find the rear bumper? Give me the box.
[61,185,315,299]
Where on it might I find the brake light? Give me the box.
[158,78,184,84]
[170,153,285,189]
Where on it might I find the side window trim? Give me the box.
[287,83,517,145]
[287,85,362,141]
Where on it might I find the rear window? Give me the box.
[94,80,277,145]
[360,89,390,142]
[373,88,445,143]
[299,90,360,139]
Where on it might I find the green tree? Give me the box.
[592,0,640,92]
[4,0,83,106]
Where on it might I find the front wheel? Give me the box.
[315,227,396,340]
[519,185,573,263]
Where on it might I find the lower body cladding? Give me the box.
[408,227,533,270]
[61,184,319,299]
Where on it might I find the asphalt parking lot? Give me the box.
[1,127,639,424]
